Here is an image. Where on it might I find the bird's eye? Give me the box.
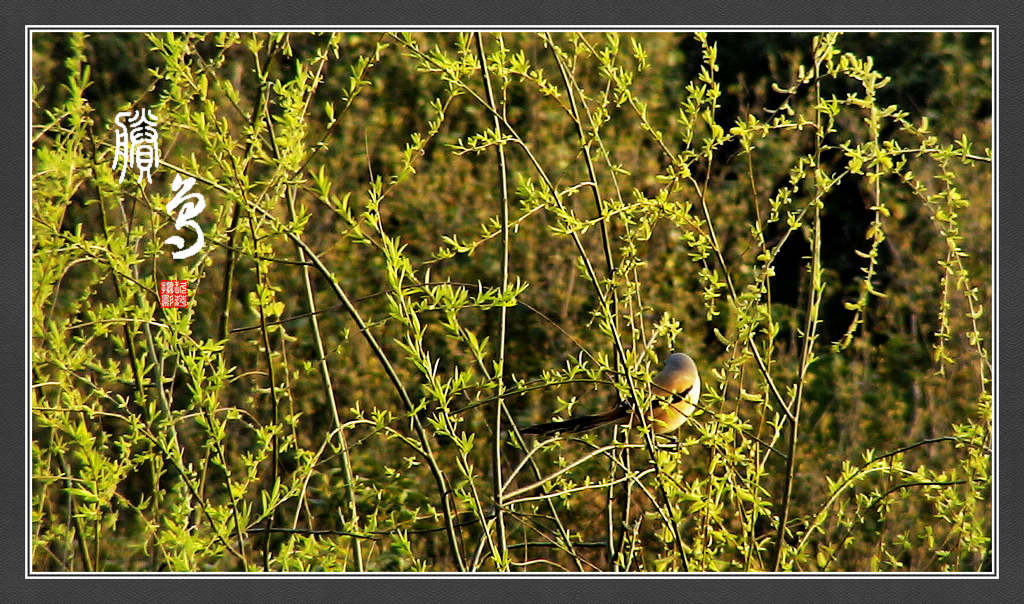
[672,386,692,401]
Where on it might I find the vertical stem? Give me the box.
[217,40,275,342]
[475,31,510,569]
[548,34,626,571]
[217,201,241,341]
[287,185,365,570]
[87,128,159,565]
[744,149,773,570]
[237,37,284,573]
[246,206,281,572]
[259,42,365,570]
[772,35,825,571]
[218,34,285,571]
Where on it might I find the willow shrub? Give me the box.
[32,31,991,572]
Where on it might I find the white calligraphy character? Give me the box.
[164,175,205,259]
[112,108,159,184]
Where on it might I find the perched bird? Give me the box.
[521,353,700,436]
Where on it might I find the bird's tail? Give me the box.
[520,406,629,436]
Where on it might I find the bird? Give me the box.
[520,352,700,436]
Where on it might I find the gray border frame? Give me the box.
[9,1,1016,601]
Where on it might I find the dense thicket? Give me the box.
[32,32,990,572]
